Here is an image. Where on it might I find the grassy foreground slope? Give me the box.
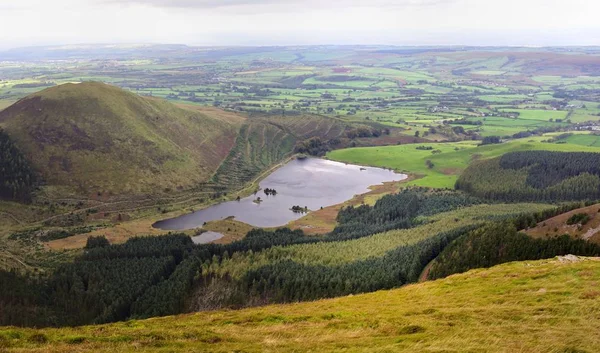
[327,136,600,188]
[2,257,599,352]
[0,82,243,198]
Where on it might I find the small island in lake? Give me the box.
[291,205,309,213]
[264,188,277,196]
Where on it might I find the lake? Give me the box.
[153,158,406,230]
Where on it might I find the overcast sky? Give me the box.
[1,0,599,49]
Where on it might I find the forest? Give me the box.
[428,221,600,279]
[2,189,591,328]
[0,189,480,326]
[456,151,600,202]
[0,128,36,202]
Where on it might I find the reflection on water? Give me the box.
[154,158,406,230]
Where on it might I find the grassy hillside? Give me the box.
[327,136,600,188]
[212,114,353,187]
[2,257,599,352]
[0,82,243,198]
[525,203,600,244]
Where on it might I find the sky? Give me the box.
[0,0,599,49]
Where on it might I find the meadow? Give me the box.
[327,136,600,188]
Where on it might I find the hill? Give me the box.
[0,82,243,198]
[525,203,600,244]
[1,256,599,352]
[212,114,354,187]
[456,151,600,202]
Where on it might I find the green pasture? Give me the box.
[498,109,568,121]
[327,137,600,189]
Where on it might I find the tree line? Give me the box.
[0,128,36,202]
[428,221,600,280]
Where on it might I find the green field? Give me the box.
[558,133,600,147]
[498,109,568,121]
[327,136,600,188]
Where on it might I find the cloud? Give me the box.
[100,0,454,9]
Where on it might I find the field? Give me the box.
[558,133,600,147]
[327,136,600,188]
[1,257,599,353]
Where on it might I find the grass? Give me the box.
[1,257,599,352]
[559,134,600,147]
[498,109,568,121]
[327,137,600,188]
[525,203,600,244]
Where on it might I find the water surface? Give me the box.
[154,158,406,230]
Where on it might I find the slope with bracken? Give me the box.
[525,203,600,244]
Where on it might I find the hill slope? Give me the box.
[1,256,599,352]
[456,151,600,202]
[525,203,600,244]
[0,82,243,198]
[213,114,352,187]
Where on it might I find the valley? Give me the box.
[1,45,600,352]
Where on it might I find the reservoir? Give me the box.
[153,158,406,230]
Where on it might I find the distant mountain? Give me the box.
[0,82,243,198]
[0,44,192,60]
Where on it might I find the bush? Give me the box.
[566,213,590,226]
[85,235,110,249]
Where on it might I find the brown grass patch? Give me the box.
[524,203,600,244]
[45,218,170,250]
[204,219,255,244]
[441,168,461,175]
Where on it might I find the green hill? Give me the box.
[1,257,599,352]
[0,82,243,198]
[213,114,353,187]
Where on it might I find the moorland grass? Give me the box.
[1,257,598,352]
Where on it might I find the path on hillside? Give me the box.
[418,260,435,282]
[0,211,24,225]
